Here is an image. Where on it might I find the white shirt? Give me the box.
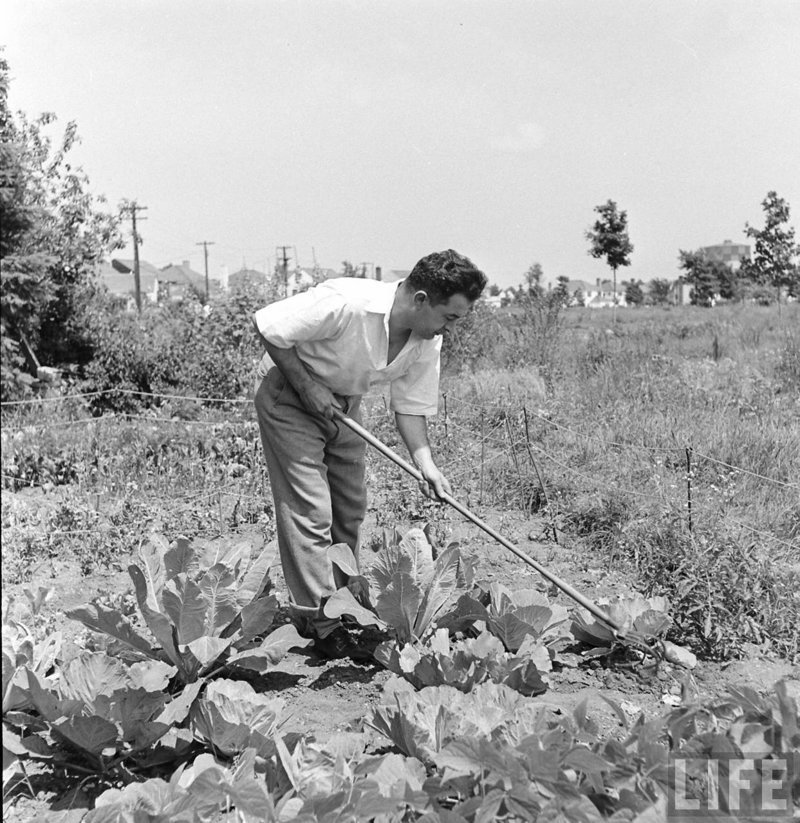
[254,278,441,416]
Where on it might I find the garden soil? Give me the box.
[3,505,797,822]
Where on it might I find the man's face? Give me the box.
[412,292,472,339]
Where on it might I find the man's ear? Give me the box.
[413,290,429,306]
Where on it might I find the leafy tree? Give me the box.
[487,283,500,297]
[647,278,672,306]
[741,191,800,302]
[1,54,121,396]
[625,279,645,307]
[715,264,744,302]
[573,288,585,307]
[523,262,545,300]
[586,200,633,320]
[678,250,730,307]
[554,275,570,306]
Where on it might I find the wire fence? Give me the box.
[2,386,797,551]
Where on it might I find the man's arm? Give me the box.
[253,319,339,419]
[395,412,452,500]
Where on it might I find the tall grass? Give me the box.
[433,302,800,659]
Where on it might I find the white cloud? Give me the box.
[490,122,546,153]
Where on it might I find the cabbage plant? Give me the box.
[67,533,307,684]
[322,527,476,645]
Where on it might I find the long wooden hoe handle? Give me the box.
[333,409,625,637]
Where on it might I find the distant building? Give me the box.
[228,267,269,293]
[671,276,692,306]
[160,260,217,301]
[101,259,160,306]
[584,278,627,308]
[699,239,751,270]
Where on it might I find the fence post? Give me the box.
[479,409,485,505]
[685,446,693,533]
[523,406,559,544]
[504,414,523,509]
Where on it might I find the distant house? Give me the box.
[584,278,627,308]
[100,259,160,307]
[228,267,269,293]
[671,277,692,306]
[562,279,598,306]
[160,260,217,301]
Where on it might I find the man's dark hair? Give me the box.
[405,249,487,304]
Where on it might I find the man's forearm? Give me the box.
[395,413,436,471]
[264,341,317,395]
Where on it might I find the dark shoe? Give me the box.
[313,627,373,662]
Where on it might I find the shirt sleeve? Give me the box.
[389,338,441,417]
[254,284,348,348]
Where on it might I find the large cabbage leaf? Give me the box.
[324,528,475,644]
[191,679,285,758]
[21,651,186,766]
[571,594,672,656]
[67,533,281,684]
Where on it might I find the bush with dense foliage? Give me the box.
[0,54,121,400]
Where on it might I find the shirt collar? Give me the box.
[365,278,403,315]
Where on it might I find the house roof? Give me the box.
[101,260,157,296]
[230,267,268,284]
[160,261,208,292]
[112,258,162,280]
[565,279,595,292]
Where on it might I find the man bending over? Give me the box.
[253,249,487,660]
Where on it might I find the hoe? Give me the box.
[334,408,667,666]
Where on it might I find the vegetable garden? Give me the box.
[2,302,799,821]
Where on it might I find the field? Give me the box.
[2,302,799,821]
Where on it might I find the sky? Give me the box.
[4,0,800,288]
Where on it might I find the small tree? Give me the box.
[586,200,633,322]
[742,191,800,304]
[716,265,743,302]
[648,278,672,306]
[523,262,545,300]
[554,275,570,306]
[625,279,645,307]
[678,250,729,307]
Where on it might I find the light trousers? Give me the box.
[254,367,366,636]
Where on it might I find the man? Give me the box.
[253,249,487,660]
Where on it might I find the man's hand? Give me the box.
[418,465,452,501]
[395,412,453,502]
[296,380,341,420]
[264,342,341,419]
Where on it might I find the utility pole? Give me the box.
[276,246,292,297]
[196,240,216,302]
[120,201,148,313]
